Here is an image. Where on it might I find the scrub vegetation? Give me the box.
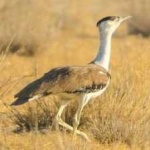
[0,0,150,149]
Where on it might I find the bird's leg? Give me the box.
[53,101,90,141]
[53,103,68,131]
[58,118,90,141]
[73,96,89,138]
[73,102,84,137]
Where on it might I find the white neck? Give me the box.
[94,31,112,71]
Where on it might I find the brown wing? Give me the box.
[15,64,110,99]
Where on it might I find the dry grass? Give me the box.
[0,0,140,56]
[1,35,150,150]
[0,0,150,149]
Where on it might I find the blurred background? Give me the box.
[0,0,149,56]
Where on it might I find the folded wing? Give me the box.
[12,64,110,105]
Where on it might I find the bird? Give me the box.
[11,16,132,141]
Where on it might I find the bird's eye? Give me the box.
[111,17,116,21]
[110,17,119,22]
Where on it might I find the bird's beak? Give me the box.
[121,16,132,22]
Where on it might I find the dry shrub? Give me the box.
[83,69,150,147]
[2,36,150,149]
[0,0,72,55]
[8,100,55,132]
[0,0,133,56]
[8,98,79,133]
[8,82,150,148]
[7,50,150,146]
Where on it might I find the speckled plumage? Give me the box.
[11,64,110,105]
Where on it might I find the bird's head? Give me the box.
[97,16,132,35]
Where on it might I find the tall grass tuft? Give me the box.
[8,100,55,132]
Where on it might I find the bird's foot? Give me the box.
[74,129,91,142]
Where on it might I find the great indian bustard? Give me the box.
[11,16,131,141]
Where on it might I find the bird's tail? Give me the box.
[10,97,30,106]
[10,95,42,106]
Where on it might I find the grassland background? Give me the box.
[0,0,150,149]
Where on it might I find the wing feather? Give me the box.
[15,64,110,99]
